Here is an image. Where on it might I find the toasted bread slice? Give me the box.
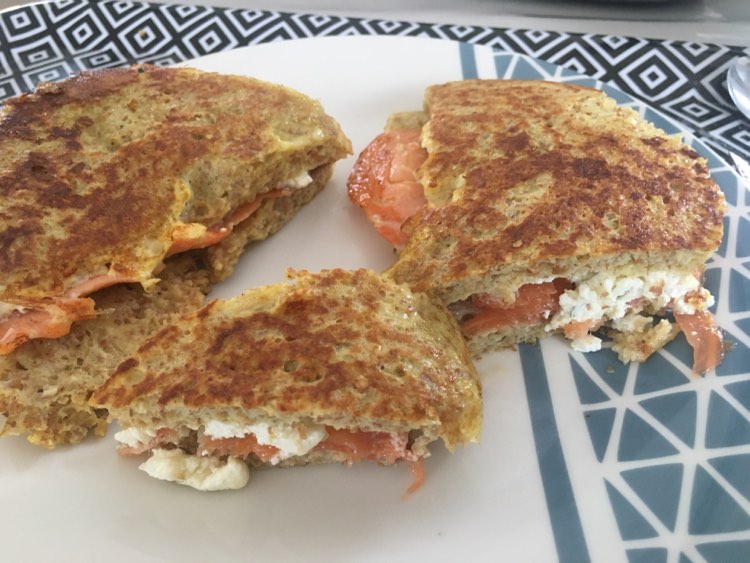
[204,162,334,281]
[90,269,481,491]
[0,256,211,448]
[0,64,351,353]
[349,80,725,371]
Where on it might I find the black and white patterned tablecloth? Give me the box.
[0,0,748,167]
[0,0,750,167]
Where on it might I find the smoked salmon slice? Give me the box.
[0,298,97,355]
[461,279,573,336]
[198,433,281,463]
[166,189,287,256]
[0,272,137,354]
[348,129,428,248]
[459,279,722,376]
[124,426,417,466]
[122,426,422,491]
[674,309,724,375]
[0,190,288,355]
[315,427,416,464]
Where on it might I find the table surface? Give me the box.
[1,0,749,46]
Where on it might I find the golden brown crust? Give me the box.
[0,255,211,447]
[90,269,482,449]
[204,163,334,282]
[0,64,351,302]
[387,80,726,299]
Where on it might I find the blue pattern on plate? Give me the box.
[606,481,659,540]
[725,381,750,412]
[643,106,682,135]
[458,42,478,79]
[621,464,683,530]
[729,270,750,313]
[715,334,750,377]
[640,392,697,448]
[708,454,750,502]
[696,540,750,563]
[714,171,739,208]
[737,216,750,257]
[520,345,591,563]
[626,548,668,563]
[689,467,750,534]
[571,358,610,404]
[583,408,617,462]
[492,55,514,79]
[634,353,691,394]
[705,392,750,448]
[704,268,722,316]
[587,347,630,395]
[485,44,750,560]
[506,56,549,80]
[618,410,681,461]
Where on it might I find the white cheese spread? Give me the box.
[545,270,712,352]
[0,302,26,319]
[139,448,250,491]
[114,427,156,449]
[203,419,327,465]
[570,334,603,353]
[282,172,314,189]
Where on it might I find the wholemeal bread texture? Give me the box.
[90,269,482,491]
[0,64,351,353]
[349,80,725,371]
[203,163,335,281]
[0,256,211,448]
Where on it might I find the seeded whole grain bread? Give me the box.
[0,256,211,448]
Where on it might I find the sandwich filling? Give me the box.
[347,129,427,249]
[449,271,723,374]
[114,419,423,492]
[0,172,315,356]
[348,128,723,374]
[90,268,480,494]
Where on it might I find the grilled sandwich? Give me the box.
[0,64,351,354]
[90,269,482,492]
[348,80,726,373]
[0,255,210,447]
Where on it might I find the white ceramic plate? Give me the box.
[1,36,748,563]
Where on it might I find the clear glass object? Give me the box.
[728,56,750,121]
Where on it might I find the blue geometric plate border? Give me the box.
[457,47,750,563]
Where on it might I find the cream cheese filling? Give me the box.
[203,419,327,465]
[139,448,250,491]
[114,418,329,468]
[281,171,314,189]
[545,270,713,352]
[114,427,156,449]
